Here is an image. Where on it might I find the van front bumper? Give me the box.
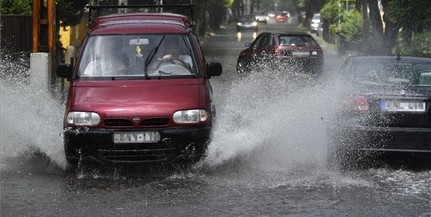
[63,126,212,165]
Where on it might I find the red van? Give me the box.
[56,5,222,167]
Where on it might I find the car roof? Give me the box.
[348,55,431,64]
[90,13,194,35]
[261,31,313,36]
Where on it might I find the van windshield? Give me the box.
[78,34,197,78]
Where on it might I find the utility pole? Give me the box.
[32,0,55,55]
[31,0,56,91]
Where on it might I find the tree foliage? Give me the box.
[321,0,362,52]
[56,0,88,27]
[396,31,431,57]
[320,0,339,25]
[385,0,431,36]
[0,0,87,27]
[336,9,362,41]
[319,0,431,56]
[0,0,32,15]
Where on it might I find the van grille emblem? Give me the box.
[132,117,141,123]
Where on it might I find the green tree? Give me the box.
[0,0,32,15]
[320,0,341,43]
[321,0,362,53]
[0,0,87,27]
[383,0,431,56]
[56,0,88,27]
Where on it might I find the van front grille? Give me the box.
[141,118,170,126]
[103,118,170,127]
[104,119,133,127]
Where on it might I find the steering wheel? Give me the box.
[166,55,190,68]
[155,55,191,71]
[151,56,192,76]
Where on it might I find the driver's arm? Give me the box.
[179,55,193,68]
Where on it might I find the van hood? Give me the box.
[70,80,206,117]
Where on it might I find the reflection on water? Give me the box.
[236,31,257,42]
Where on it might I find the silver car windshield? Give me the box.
[78,34,197,78]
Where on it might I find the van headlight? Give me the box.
[173,109,208,123]
[66,112,101,126]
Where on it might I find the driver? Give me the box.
[148,36,193,75]
[161,37,193,68]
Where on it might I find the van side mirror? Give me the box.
[206,62,222,78]
[56,63,72,79]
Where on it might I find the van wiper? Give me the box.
[144,35,166,79]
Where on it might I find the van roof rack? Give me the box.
[87,4,196,27]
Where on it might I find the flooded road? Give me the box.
[2,23,431,216]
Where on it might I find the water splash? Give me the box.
[204,68,344,171]
[1,57,67,170]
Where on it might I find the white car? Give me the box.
[254,11,267,24]
[267,11,275,22]
[310,13,321,34]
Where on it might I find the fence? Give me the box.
[1,15,32,55]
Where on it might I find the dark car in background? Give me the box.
[236,31,324,76]
[328,55,431,170]
[236,15,258,32]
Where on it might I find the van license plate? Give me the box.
[113,131,160,144]
[380,100,425,112]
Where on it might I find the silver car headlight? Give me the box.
[173,109,208,124]
[66,112,101,126]
[237,22,243,26]
[252,21,258,26]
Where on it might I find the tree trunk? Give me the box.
[381,0,399,55]
[368,0,384,54]
[361,0,370,54]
